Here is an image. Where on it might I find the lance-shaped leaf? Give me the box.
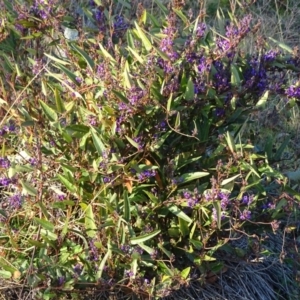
[44,52,70,65]
[69,43,95,70]
[213,201,222,229]
[20,180,37,196]
[55,87,65,113]
[134,22,152,52]
[90,127,105,155]
[175,171,210,185]
[130,229,161,245]
[185,78,195,101]
[98,43,116,63]
[168,205,192,223]
[85,204,97,238]
[123,190,131,222]
[127,46,144,64]
[34,218,54,231]
[57,174,77,193]
[39,100,57,122]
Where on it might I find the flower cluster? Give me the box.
[9,193,22,210]
[0,157,10,169]
[183,189,200,208]
[137,169,156,182]
[285,84,300,99]
[29,0,54,20]
[88,239,99,261]
[113,15,129,38]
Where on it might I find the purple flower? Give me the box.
[127,86,146,106]
[29,158,38,166]
[212,208,225,221]
[0,157,10,169]
[286,85,300,99]
[74,264,83,275]
[197,56,210,73]
[87,115,97,126]
[216,38,230,53]
[133,246,143,255]
[150,249,158,260]
[137,169,156,182]
[103,177,111,183]
[9,193,22,209]
[120,244,132,254]
[113,15,128,38]
[0,177,12,187]
[215,108,225,117]
[196,23,207,38]
[58,276,65,286]
[125,269,134,277]
[240,209,251,220]
[263,50,279,62]
[97,63,105,77]
[219,192,230,209]
[57,194,66,201]
[89,239,99,261]
[241,194,253,205]
[0,127,8,136]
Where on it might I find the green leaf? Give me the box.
[190,239,203,250]
[55,87,65,113]
[70,43,95,70]
[85,205,97,238]
[123,63,132,88]
[57,174,77,193]
[44,52,70,65]
[150,130,171,151]
[143,190,159,204]
[177,172,210,184]
[96,245,112,279]
[34,218,54,231]
[221,174,241,186]
[134,22,152,52]
[225,131,236,153]
[167,93,173,112]
[268,37,293,54]
[273,135,290,161]
[20,180,37,196]
[98,43,117,63]
[178,218,189,237]
[256,90,269,108]
[123,190,131,222]
[130,229,161,245]
[90,128,105,155]
[203,255,216,261]
[157,261,174,276]
[127,46,144,64]
[173,8,188,24]
[175,112,180,129]
[213,201,222,229]
[168,205,192,223]
[39,100,58,122]
[53,63,78,85]
[184,77,195,101]
[0,270,11,279]
[153,0,168,14]
[40,229,58,241]
[125,135,140,150]
[231,64,240,86]
[181,267,190,280]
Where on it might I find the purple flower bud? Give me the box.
[9,193,22,209]
[0,157,10,169]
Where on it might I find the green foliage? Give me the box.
[0,0,299,298]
